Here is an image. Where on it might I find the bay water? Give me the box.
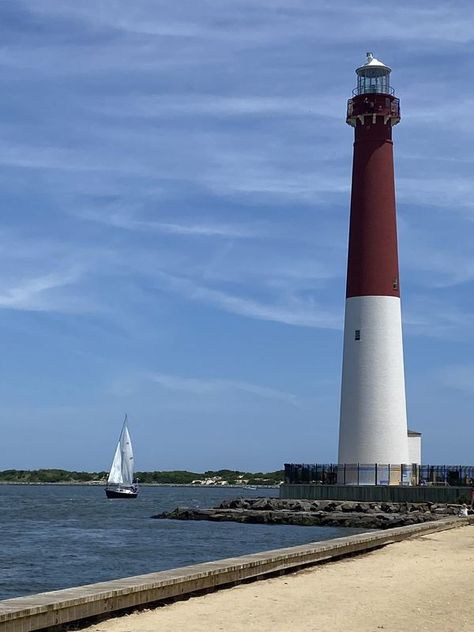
[1,484,364,600]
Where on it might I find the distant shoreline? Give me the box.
[0,468,283,487]
[0,481,279,489]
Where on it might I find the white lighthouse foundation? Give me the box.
[338,296,409,483]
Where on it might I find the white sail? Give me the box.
[120,424,134,487]
[107,418,134,487]
[107,441,123,485]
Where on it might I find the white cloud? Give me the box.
[0,270,85,312]
[403,298,474,340]
[78,207,262,238]
[0,138,142,174]
[399,220,474,288]
[28,2,474,47]
[149,371,300,406]
[92,95,341,120]
[153,271,341,329]
[398,176,474,217]
[437,365,474,395]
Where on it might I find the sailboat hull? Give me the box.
[105,488,138,499]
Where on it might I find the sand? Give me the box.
[84,524,474,632]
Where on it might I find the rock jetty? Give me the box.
[152,497,469,529]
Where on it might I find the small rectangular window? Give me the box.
[355,329,361,341]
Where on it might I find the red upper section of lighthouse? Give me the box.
[345,57,402,299]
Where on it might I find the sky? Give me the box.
[1,0,473,471]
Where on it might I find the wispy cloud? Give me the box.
[28,2,474,47]
[203,165,349,200]
[149,371,300,406]
[403,298,474,340]
[0,270,85,312]
[92,95,340,120]
[398,177,474,219]
[437,365,474,395]
[153,271,341,329]
[399,220,474,288]
[78,207,262,238]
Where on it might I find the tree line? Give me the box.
[0,469,284,485]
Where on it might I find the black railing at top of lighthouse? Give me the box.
[346,94,400,126]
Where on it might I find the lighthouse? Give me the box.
[338,53,409,484]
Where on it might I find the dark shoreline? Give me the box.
[0,481,278,488]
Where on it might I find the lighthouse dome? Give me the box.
[355,52,393,95]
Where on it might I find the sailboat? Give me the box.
[105,415,139,499]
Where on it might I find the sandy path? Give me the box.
[84,525,474,632]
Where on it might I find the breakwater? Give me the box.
[154,497,469,529]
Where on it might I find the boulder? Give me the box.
[340,503,356,512]
[251,498,276,511]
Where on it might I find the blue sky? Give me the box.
[1,1,473,471]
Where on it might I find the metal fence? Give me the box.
[284,463,474,487]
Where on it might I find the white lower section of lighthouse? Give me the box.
[338,296,409,469]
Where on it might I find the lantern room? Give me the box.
[355,52,393,95]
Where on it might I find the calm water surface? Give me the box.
[1,484,365,600]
